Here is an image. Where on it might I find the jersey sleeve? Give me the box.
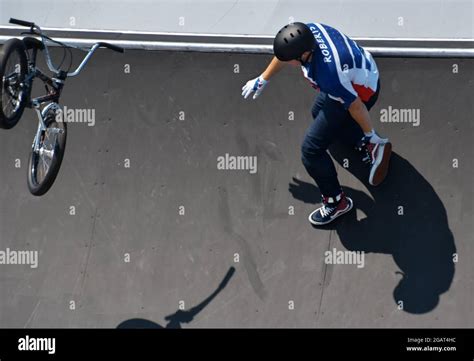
[329,75,358,109]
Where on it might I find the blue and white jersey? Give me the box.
[302,23,379,109]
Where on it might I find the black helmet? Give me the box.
[273,22,316,62]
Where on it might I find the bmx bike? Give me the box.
[0,18,124,195]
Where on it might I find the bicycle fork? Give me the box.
[32,102,62,158]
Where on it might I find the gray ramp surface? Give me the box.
[0,48,472,327]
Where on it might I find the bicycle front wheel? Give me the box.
[27,109,67,196]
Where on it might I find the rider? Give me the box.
[242,22,392,226]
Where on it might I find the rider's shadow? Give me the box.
[117,267,236,329]
[289,143,456,314]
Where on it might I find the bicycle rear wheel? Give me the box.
[0,38,28,129]
[27,108,67,196]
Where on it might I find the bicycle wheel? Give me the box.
[0,38,28,129]
[27,108,67,196]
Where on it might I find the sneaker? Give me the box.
[358,137,392,186]
[309,193,353,226]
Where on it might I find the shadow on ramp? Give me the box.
[117,267,236,329]
[289,143,456,314]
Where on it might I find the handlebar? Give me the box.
[97,42,124,53]
[9,18,35,28]
[9,18,124,77]
[63,42,124,77]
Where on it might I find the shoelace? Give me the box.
[356,137,373,165]
[320,204,337,217]
[362,143,374,165]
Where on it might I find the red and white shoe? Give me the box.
[308,192,353,226]
[358,136,392,186]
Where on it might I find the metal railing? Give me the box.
[1,26,473,58]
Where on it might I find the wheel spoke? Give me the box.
[1,52,23,118]
[36,127,58,183]
[42,155,50,175]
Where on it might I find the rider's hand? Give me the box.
[365,130,388,144]
[241,75,268,100]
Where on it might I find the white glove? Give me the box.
[241,75,268,100]
[366,130,388,144]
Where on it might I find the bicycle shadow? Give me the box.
[289,143,456,314]
[117,267,236,329]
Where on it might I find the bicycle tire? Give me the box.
[0,38,28,129]
[27,109,67,196]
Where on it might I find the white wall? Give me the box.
[1,0,473,39]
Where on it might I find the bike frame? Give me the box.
[19,24,112,154]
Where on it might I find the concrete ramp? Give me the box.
[0,49,472,327]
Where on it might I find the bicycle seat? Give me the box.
[22,37,45,51]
